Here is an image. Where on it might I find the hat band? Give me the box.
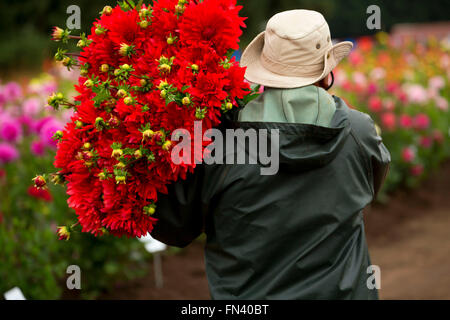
[260,52,325,78]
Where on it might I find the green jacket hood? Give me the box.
[237,86,351,171]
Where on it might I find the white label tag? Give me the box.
[4,287,26,300]
[138,234,167,253]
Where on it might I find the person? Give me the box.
[151,9,391,300]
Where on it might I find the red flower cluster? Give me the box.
[53,0,249,237]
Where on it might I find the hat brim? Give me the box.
[240,32,353,89]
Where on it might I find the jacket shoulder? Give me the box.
[346,108,379,142]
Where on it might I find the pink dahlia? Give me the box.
[0,143,19,163]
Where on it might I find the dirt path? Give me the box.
[364,162,450,300]
[100,162,450,300]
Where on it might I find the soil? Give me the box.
[99,162,450,300]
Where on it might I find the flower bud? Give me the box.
[83,142,91,150]
[62,57,72,67]
[75,121,83,129]
[115,162,126,169]
[115,176,126,184]
[139,8,151,18]
[121,64,131,71]
[51,27,69,42]
[57,226,71,241]
[33,175,47,189]
[95,25,107,36]
[53,130,64,141]
[84,160,94,168]
[108,116,120,127]
[134,150,143,159]
[80,68,89,77]
[123,96,133,105]
[84,79,94,88]
[111,149,123,159]
[162,140,172,151]
[95,117,107,131]
[139,20,149,29]
[119,43,135,57]
[102,6,113,16]
[226,102,233,110]
[175,4,185,14]
[77,39,87,48]
[159,64,171,73]
[160,90,167,99]
[143,204,157,216]
[98,171,107,180]
[140,79,148,86]
[182,96,191,106]
[117,89,128,98]
[191,64,199,72]
[51,173,65,186]
[100,64,109,73]
[157,80,168,90]
[142,129,155,141]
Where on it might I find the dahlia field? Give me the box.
[333,34,450,198]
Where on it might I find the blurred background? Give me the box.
[0,0,449,300]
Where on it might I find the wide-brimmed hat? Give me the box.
[241,10,353,89]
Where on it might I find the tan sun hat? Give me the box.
[241,9,353,89]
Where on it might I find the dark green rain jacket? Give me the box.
[152,86,391,300]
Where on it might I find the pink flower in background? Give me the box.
[2,82,22,102]
[367,83,378,95]
[31,140,46,156]
[349,50,364,66]
[401,147,415,163]
[435,96,448,111]
[410,164,424,177]
[404,84,428,104]
[0,143,19,163]
[40,120,63,147]
[370,68,386,81]
[368,96,383,112]
[419,136,433,149]
[396,90,408,105]
[384,98,395,111]
[333,68,347,85]
[18,115,33,131]
[31,116,54,134]
[23,98,41,117]
[0,119,22,142]
[381,112,396,130]
[352,72,367,87]
[429,76,445,91]
[341,80,353,92]
[386,82,400,94]
[413,113,430,130]
[399,115,413,129]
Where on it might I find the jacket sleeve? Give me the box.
[350,110,391,198]
[150,165,205,248]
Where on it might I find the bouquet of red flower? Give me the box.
[44,0,249,238]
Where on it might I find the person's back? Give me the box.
[151,10,390,300]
